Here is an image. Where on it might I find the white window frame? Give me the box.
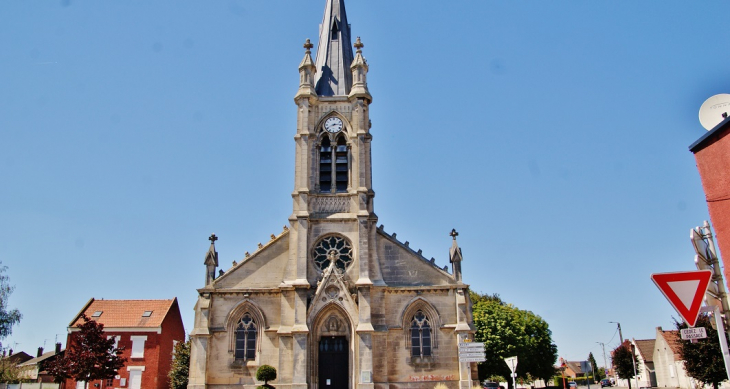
[130,336,147,358]
[107,335,121,349]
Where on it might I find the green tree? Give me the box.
[46,314,127,388]
[168,340,190,389]
[676,315,728,389]
[611,341,636,389]
[588,352,598,382]
[471,291,557,388]
[0,357,31,383]
[0,263,21,340]
[256,365,277,389]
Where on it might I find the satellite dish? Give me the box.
[699,94,730,130]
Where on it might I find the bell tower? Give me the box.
[289,0,378,287]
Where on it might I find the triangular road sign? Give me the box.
[651,270,712,327]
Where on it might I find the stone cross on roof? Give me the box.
[450,229,459,240]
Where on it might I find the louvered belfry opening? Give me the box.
[319,134,348,194]
[319,136,333,193]
[335,135,348,192]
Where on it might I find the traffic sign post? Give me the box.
[651,270,712,327]
[504,356,517,389]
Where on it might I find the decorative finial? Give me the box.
[304,38,313,53]
[270,234,276,240]
[450,229,459,240]
[209,234,218,244]
[354,37,364,53]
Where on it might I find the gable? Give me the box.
[213,234,290,289]
[375,230,455,286]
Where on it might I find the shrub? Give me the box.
[256,365,277,388]
[433,383,448,389]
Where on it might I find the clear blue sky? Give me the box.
[1,0,728,366]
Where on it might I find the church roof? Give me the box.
[314,0,354,96]
[69,298,178,329]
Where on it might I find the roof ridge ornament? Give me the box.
[354,36,363,53]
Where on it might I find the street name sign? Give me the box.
[651,270,713,327]
[681,327,708,340]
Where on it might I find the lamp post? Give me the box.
[596,342,608,380]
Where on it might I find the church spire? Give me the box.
[314,0,354,96]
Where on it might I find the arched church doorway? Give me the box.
[310,307,353,389]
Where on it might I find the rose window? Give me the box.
[312,235,353,271]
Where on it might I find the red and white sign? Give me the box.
[651,270,712,327]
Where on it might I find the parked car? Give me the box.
[484,382,499,389]
[568,382,578,389]
[600,379,612,387]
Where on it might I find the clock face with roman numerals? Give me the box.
[324,117,343,133]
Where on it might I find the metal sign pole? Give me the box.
[702,305,730,380]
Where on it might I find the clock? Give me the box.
[324,117,343,133]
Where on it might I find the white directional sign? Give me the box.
[459,352,486,357]
[459,342,485,349]
[458,342,486,362]
[681,327,708,340]
[461,357,487,362]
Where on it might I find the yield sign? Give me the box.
[651,270,712,327]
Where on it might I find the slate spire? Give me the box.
[314,0,354,96]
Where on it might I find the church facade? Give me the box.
[187,2,476,389]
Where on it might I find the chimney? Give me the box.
[55,343,61,354]
[37,347,43,357]
[8,349,12,356]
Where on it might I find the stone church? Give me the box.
[188,2,476,389]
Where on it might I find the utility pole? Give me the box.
[610,322,638,389]
[597,342,608,378]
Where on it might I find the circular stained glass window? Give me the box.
[312,235,353,271]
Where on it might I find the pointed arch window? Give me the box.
[331,21,339,40]
[410,310,432,357]
[235,313,257,360]
[318,133,349,193]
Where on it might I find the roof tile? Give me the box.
[71,299,175,329]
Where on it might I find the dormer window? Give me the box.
[318,132,349,194]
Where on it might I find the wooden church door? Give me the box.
[318,336,348,389]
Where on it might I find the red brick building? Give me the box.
[690,117,730,279]
[65,298,185,389]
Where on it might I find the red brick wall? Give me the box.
[154,300,186,389]
[693,125,730,283]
